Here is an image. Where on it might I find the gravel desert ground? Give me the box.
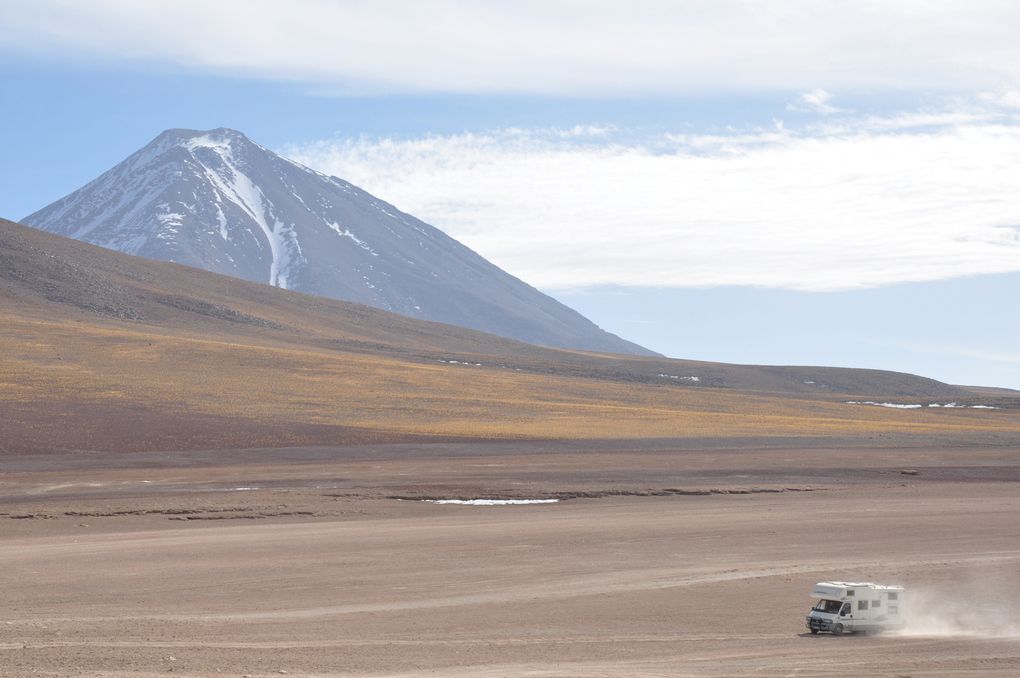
[3,438,1019,677]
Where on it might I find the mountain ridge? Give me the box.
[23,127,655,356]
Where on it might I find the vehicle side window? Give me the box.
[873,599,881,608]
[840,603,851,616]
[888,592,898,601]
[858,600,869,610]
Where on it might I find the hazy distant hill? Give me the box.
[22,127,653,356]
[2,216,978,391]
[5,217,1012,454]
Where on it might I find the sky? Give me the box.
[2,1,1019,388]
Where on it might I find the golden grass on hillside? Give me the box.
[3,312,1018,453]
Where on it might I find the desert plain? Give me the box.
[3,433,1020,677]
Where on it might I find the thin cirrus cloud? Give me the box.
[286,105,1020,292]
[2,1,1020,95]
[787,89,844,115]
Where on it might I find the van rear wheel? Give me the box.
[832,624,844,635]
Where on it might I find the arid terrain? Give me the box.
[3,219,1020,676]
[3,437,1020,677]
[3,219,1017,457]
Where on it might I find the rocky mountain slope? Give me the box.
[22,128,652,355]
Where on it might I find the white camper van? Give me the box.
[805,582,905,635]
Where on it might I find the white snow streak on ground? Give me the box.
[214,202,228,240]
[425,499,559,506]
[184,135,291,287]
[156,212,184,226]
[846,401,999,410]
[846,401,924,409]
[327,221,378,255]
[928,402,1001,409]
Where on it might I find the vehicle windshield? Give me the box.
[812,599,842,614]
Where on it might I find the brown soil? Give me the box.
[3,438,1019,677]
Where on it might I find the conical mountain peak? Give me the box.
[153,126,249,144]
[23,129,654,355]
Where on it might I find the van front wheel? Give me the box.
[832,624,844,635]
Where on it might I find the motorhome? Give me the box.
[805,581,905,635]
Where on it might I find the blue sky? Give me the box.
[555,275,1020,389]
[2,1,1019,388]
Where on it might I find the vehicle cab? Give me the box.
[806,593,853,634]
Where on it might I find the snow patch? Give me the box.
[186,137,298,288]
[327,221,378,255]
[425,499,559,506]
[214,202,228,240]
[848,401,1001,410]
[183,134,233,154]
[928,402,1000,410]
[658,374,699,382]
[846,401,923,409]
[156,212,184,227]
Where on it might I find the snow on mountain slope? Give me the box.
[23,128,654,356]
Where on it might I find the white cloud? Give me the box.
[2,1,1020,95]
[285,111,1020,291]
[789,89,843,114]
[981,88,1020,109]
